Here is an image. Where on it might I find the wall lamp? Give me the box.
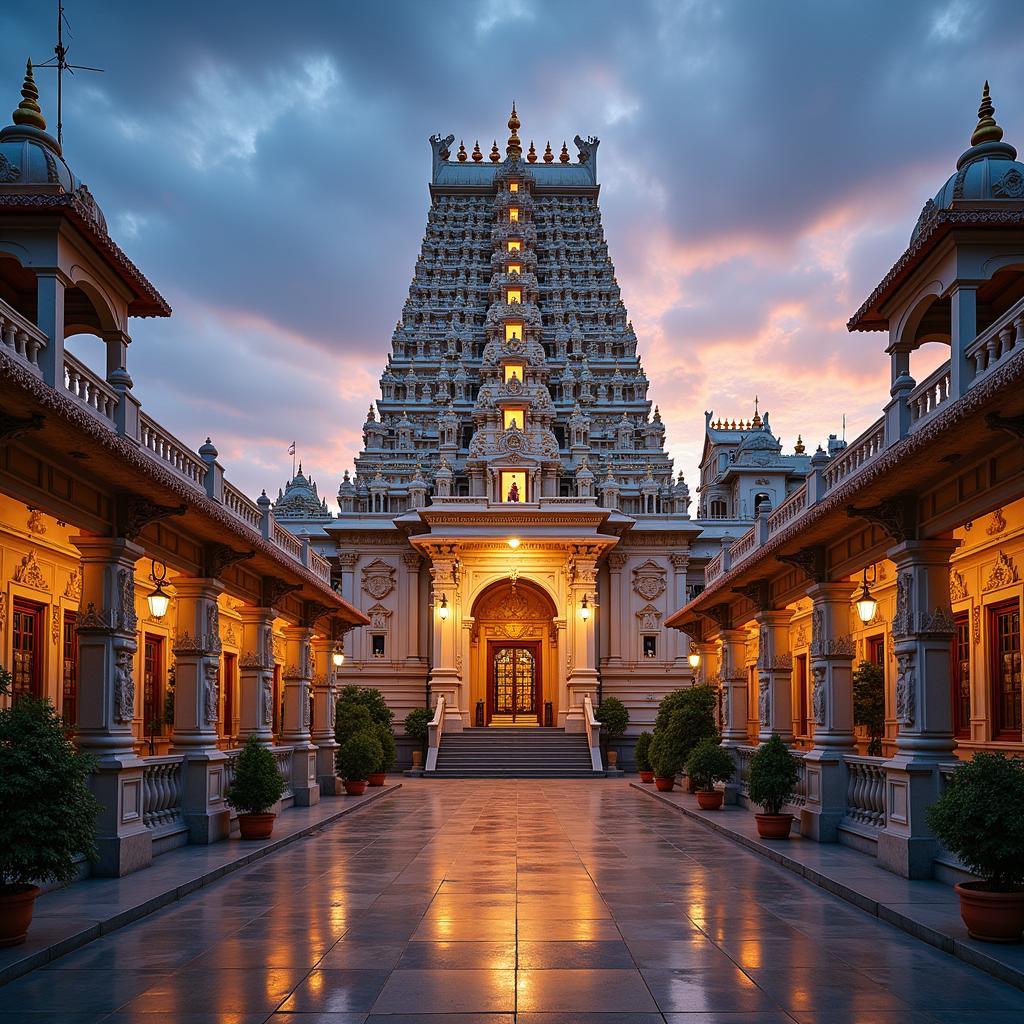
[146,560,171,619]
[855,565,879,625]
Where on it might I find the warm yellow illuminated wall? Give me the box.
[504,363,524,383]
[507,240,521,252]
[505,323,523,341]
[509,208,520,222]
[500,471,527,502]
[503,408,525,430]
[506,288,522,304]
[509,182,519,192]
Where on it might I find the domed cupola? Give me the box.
[273,464,332,521]
[912,82,1024,244]
[0,61,104,231]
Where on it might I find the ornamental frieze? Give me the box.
[13,550,48,591]
[361,559,396,600]
[631,560,667,601]
[983,550,1018,592]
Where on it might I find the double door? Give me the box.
[488,642,540,723]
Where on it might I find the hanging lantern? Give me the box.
[438,594,449,620]
[855,566,878,625]
[580,594,591,621]
[687,644,701,670]
[146,560,171,620]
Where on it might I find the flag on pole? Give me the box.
[288,441,296,455]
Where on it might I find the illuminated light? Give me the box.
[503,408,525,430]
[438,594,449,620]
[507,262,521,276]
[507,538,521,549]
[146,560,171,619]
[500,470,526,502]
[332,647,345,668]
[504,363,524,383]
[509,207,520,222]
[580,594,591,621]
[855,579,878,624]
[688,644,701,670]
[506,288,522,304]
[505,323,523,341]
[509,182,519,192]
[507,240,521,252]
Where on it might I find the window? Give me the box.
[372,634,386,659]
[12,599,44,700]
[509,182,519,192]
[500,470,526,503]
[504,363,524,383]
[867,635,884,666]
[273,664,282,736]
[506,288,522,304]
[990,600,1021,738]
[952,612,971,738]
[710,499,727,518]
[507,240,521,253]
[507,262,521,276]
[222,652,236,740]
[753,492,770,514]
[796,653,809,736]
[505,323,523,341]
[143,635,164,734]
[503,408,525,430]
[509,207,520,222]
[643,635,657,659]
[62,611,78,729]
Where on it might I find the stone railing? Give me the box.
[223,482,263,531]
[139,412,208,486]
[272,745,294,799]
[0,295,47,375]
[736,744,756,795]
[224,746,242,792]
[582,693,604,772]
[272,521,303,561]
[767,483,808,537]
[908,364,952,430]
[308,548,332,585]
[142,755,184,831]
[425,696,446,772]
[821,418,885,494]
[843,754,886,829]
[728,526,758,566]
[736,744,807,809]
[967,293,1024,381]
[705,550,724,586]
[64,351,118,425]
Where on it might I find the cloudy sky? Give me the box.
[4,0,1023,503]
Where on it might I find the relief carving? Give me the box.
[13,550,48,591]
[895,652,916,726]
[203,661,220,725]
[758,674,770,726]
[949,568,968,603]
[984,550,1018,592]
[361,559,397,599]
[811,665,827,725]
[631,560,667,601]
[114,647,135,724]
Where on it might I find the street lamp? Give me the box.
[687,644,701,670]
[438,594,449,620]
[855,565,878,625]
[146,560,171,619]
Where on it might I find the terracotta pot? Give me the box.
[344,779,368,796]
[955,882,1024,942]
[696,790,724,810]
[0,885,40,948]
[755,813,793,839]
[607,750,618,767]
[654,776,675,792]
[237,813,276,840]
[411,750,423,769]
[367,772,386,787]
[639,770,654,784]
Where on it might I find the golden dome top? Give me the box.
[472,140,483,162]
[559,140,570,163]
[527,140,537,163]
[456,140,467,162]
[12,59,46,132]
[489,139,501,162]
[506,102,522,159]
[971,80,1004,147]
[543,141,554,163]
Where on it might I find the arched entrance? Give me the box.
[470,578,558,725]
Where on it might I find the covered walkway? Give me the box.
[2,779,1023,1022]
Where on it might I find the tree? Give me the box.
[852,660,885,756]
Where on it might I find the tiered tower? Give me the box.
[337,106,688,516]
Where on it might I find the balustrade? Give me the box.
[142,755,184,831]
[64,352,118,425]
[728,526,757,564]
[0,296,47,373]
[272,746,295,799]
[908,365,952,429]
[821,418,885,493]
[767,484,808,537]
[843,754,886,829]
[139,412,207,485]
[705,551,724,586]
[223,482,263,530]
[967,294,1024,380]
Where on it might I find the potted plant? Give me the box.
[225,735,285,840]
[336,729,383,796]
[595,696,629,767]
[852,660,885,756]
[649,710,689,791]
[0,672,99,946]
[686,737,735,810]
[635,731,654,783]
[748,734,799,839]
[368,721,396,786]
[926,752,1024,942]
[655,687,717,791]
[405,707,431,769]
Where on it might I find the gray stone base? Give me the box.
[292,783,321,807]
[93,826,152,878]
[318,774,343,796]
[800,806,843,842]
[878,830,938,879]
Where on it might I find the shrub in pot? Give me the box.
[336,729,383,796]
[748,734,799,839]
[926,752,1024,942]
[852,660,885,756]
[334,698,375,749]
[337,685,394,728]
[649,710,690,791]
[404,707,431,769]
[655,686,717,789]
[595,696,629,767]
[0,681,99,946]
[685,737,734,810]
[225,735,286,840]
[635,730,654,783]
[368,722,397,786]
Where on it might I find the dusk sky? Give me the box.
[4,0,1024,503]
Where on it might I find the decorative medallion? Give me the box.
[983,550,1018,592]
[631,559,667,601]
[26,509,46,535]
[361,559,396,600]
[993,167,1024,199]
[987,508,1007,535]
[13,550,48,590]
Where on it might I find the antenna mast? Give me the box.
[35,1,104,147]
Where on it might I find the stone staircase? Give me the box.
[430,727,604,778]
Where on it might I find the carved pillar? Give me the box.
[718,628,749,746]
[402,552,423,663]
[565,554,599,727]
[878,539,959,878]
[237,606,276,745]
[755,609,794,743]
[696,639,717,688]
[606,551,627,664]
[670,551,690,666]
[800,581,856,842]
[171,578,229,843]
[70,536,151,876]
[311,633,341,795]
[282,625,320,806]
[427,550,464,729]
[336,552,357,606]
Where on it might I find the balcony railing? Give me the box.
[141,755,184,833]
[843,754,886,830]
[139,412,207,486]
[0,296,47,375]
[821,418,885,495]
[967,293,1024,382]
[908,364,952,431]
[64,352,118,426]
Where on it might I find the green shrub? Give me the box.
[926,752,1024,891]
[335,700,374,747]
[852,660,885,756]
[336,685,393,727]
[596,696,629,739]
[0,694,99,890]
[685,737,735,792]
[225,735,285,815]
[652,686,718,770]
[634,731,653,773]
[748,734,799,815]
[404,706,432,747]
[336,729,383,782]
[374,722,397,772]
[649,709,691,778]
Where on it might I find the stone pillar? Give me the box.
[755,609,794,743]
[696,640,717,688]
[402,552,423,664]
[336,552,357,605]
[606,552,626,664]
[35,270,66,389]
[427,553,464,729]
[171,579,229,843]
[878,539,959,878]
[718,628,749,746]
[949,284,977,399]
[311,633,341,795]
[237,607,276,745]
[800,581,856,842]
[565,555,599,726]
[281,626,320,805]
[670,551,690,666]
[70,536,152,876]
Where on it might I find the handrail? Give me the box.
[139,411,207,487]
[820,417,885,494]
[966,291,1024,379]
[582,693,603,772]
[64,351,118,425]
[907,362,951,430]
[767,483,807,537]
[425,696,445,772]
[223,481,263,530]
[0,295,47,374]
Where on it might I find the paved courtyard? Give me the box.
[1,779,1023,1023]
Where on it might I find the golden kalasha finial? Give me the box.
[489,140,501,162]
[971,80,1004,147]
[12,59,46,131]
[752,395,762,428]
[794,434,806,455]
[457,140,467,162]
[543,141,554,163]
[472,140,483,162]
[506,101,522,159]
[527,140,537,163]
[559,140,570,163]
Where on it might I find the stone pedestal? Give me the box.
[281,626,320,806]
[171,578,229,843]
[800,582,856,842]
[878,540,959,878]
[566,557,600,707]
[237,607,276,745]
[427,557,464,730]
[311,635,341,795]
[717,629,749,804]
[755,609,794,743]
[71,536,152,876]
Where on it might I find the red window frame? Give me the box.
[951,612,971,739]
[867,634,885,666]
[796,653,809,737]
[989,599,1022,739]
[62,610,78,728]
[12,599,44,700]
[143,635,164,734]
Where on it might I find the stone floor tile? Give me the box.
[641,965,782,1013]
[515,968,659,1013]
[275,969,391,1013]
[0,968,168,1013]
[369,967,515,1013]
[396,940,516,969]
[516,939,635,968]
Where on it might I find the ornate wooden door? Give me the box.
[489,643,539,722]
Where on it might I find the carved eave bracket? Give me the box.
[262,575,302,609]
[301,600,332,629]
[0,410,44,443]
[204,543,255,580]
[847,496,918,544]
[732,578,773,612]
[117,495,187,541]
[698,602,732,632]
[777,545,828,584]
[985,411,1024,441]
